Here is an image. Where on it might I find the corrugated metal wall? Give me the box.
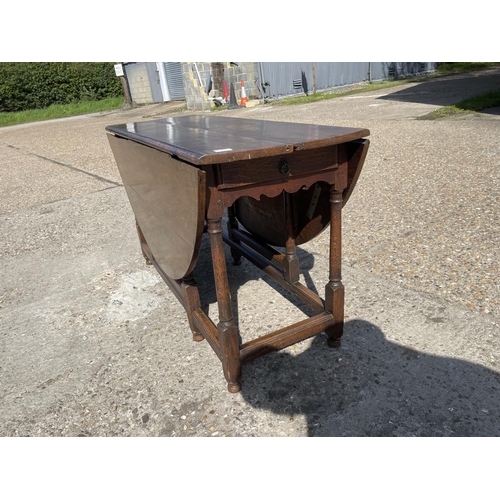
[259,62,314,97]
[259,62,436,99]
[315,62,371,89]
[164,62,185,101]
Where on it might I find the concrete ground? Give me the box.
[1,68,499,437]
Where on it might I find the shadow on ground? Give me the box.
[239,320,500,436]
[378,70,500,115]
[193,233,500,437]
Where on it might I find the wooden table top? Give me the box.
[106,115,370,165]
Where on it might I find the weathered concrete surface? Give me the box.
[1,68,499,436]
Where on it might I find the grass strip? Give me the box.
[435,62,498,74]
[0,97,125,128]
[267,80,414,107]
[418,91,500,120]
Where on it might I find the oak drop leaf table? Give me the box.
[106,115,369,393]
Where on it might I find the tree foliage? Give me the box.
[0,62,123,112]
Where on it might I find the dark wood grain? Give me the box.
[240,312,334,364]
[106,115,369,165]
[342,139,370,207]
[216,144,339,189]
[107,134,206,280]
[106,115,370,393]
[232,140,369,247]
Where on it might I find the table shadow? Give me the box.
[238,320,500,436]
[189,232,500,437]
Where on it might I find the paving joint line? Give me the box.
[2,142,121,187]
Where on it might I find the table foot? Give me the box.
[179,274,205,343]
[325,282,344,348]
[218,320,242,394]
[230,249,242,266]
[327,337,342,348]
[227,382,242,393]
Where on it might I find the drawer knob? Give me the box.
[279,159,290,175]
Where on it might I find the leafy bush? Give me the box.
[0,62,123,112]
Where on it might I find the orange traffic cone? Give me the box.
[223,80,230,102]
[240,80,248,106]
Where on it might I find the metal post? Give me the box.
[312,62,317,94]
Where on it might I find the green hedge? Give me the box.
[0,62,123,112]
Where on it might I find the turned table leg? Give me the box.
[181,273,204,342]
[325,189,344,348]
[207,217,242,393]
[283,192,300,284]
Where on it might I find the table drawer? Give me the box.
[216,145,339,189]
